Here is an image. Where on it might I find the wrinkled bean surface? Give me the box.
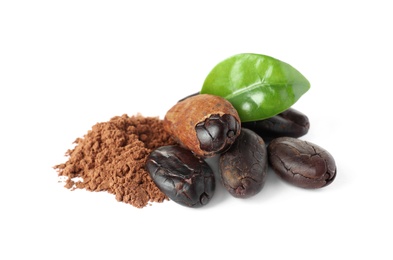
[242,108,310,141]
[146,145,215,208]
[219,128,268,198]
[196,114,240,154]
[268,137,336,189]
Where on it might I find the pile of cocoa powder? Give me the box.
[53,114,176,208]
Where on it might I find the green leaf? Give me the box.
[201,53,310,122]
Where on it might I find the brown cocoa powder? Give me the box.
[54,114,176,208]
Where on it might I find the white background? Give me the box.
[1,1,392,259]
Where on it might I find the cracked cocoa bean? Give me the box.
[267,137,336,189]
[146,145,215,208]
[164,94,241,157]
[219,128,268,198]
[242,108,310,142]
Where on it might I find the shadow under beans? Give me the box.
[202,155,233,208]
[254,167,286,201]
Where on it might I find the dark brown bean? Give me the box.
[219,128,268,198]
[146,145,215,208]
[195,114,240,154]
[268,137,336,189]
[242,108,310,141]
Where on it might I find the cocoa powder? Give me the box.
[54,114,176,208]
